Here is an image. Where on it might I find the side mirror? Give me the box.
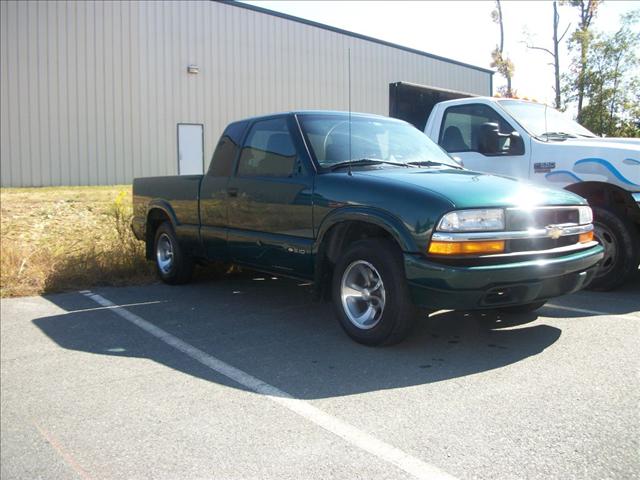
[508,131,525,155]
[478,122,501,154]
[479,122,521,155]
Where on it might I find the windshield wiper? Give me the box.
[328,159,412,171]
[539,131,578,140]
[406,160,462,169]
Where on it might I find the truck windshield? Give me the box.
[498,100,597,140]
[297,114,460,170]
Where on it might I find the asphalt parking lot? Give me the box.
[1,271,639,480]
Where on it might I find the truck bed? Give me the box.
[132,175,203,241]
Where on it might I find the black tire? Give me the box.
[153,221,194,285]
[588,206,640,291]
[496,301,546,314]
[331,239,417,346]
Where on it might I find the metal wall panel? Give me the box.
[0,0,492,187]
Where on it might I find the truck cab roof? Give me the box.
[232,110,395,125]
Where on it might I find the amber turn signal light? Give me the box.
[428,240,505,255]
[579,231,594,243]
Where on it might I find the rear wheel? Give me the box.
[331,239,417,346]
[154,222,194,285]
[588,207,640,291]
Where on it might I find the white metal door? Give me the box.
[177,124,204,175]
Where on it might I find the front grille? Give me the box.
[506,207,581,253]
[506,208,579,231]
[508,235,578,253]
[427,206,592,266]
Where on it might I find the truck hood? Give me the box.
[554,137,640,149]
[355,167,585,209]
[568,137,640,147]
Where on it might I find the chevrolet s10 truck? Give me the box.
[132,111,603,345]
[421,96,640,290]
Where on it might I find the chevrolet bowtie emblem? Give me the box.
[546,226,564,240]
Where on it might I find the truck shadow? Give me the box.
[33,275,564,399]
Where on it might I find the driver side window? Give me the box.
[439,104,522,156]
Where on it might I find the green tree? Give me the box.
[579,12,640,137]
[490,0,515,97]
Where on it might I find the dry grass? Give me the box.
[1,185,155,297]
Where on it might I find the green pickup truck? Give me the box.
[132,111,603,345]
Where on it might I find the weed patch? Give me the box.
[1,186,155,297]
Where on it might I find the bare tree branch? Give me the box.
[559,22,572,42]
[527,45,555,57]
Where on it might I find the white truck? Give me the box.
[395,88,639,290]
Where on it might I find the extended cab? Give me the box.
[422,96,640,290]
[132,111,603,345]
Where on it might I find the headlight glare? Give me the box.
[437,209,505,232]
[578,206,593,224]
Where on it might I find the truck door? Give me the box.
[226,115,314,277]
[438,103,530,178]
[199,121,249,262]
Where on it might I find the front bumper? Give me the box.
[404,244,604,310]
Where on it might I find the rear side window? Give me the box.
[439,104,516,154]
[208,121,247,176]
[237,117,297,177]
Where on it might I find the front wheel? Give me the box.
[588,207,640,291]
[153,222,194,285]
[331,239,417,346]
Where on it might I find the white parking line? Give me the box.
[80,290,457,480]
[545,303,640,318]
[61,300,168,315]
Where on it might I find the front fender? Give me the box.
[314,206,419,253]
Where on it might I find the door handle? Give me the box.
[227,187,238,197]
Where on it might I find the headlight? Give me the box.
[632,192,640,206]
[437,209,505,232]
[578,206,593,224]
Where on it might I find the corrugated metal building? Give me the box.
[0,0,493,187]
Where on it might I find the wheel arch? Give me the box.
[564,181,640,223]
[315,207,417,254]
[312,208,417,300]
[144,201,177,260]
[565,181,640,290]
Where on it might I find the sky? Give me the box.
[242,0,638,112]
